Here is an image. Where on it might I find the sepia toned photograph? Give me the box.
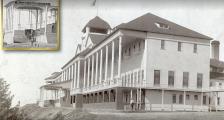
[1,0,224,120]
[2,0,59,50]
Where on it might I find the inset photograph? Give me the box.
[2,0,59,50]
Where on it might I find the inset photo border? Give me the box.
[1,0,60,51]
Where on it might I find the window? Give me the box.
[210,82,213,87]
[197,73,203,88]
[155,22,170,29]
[131,73,133,86]
[73,96,76,103]
[161,40,165,50]
[183,72,189,88]
[52,23,56,33]
[172,94,176,103]
[186,95,190,100]
[138,71,141,84]
[142,70,144,80]
[178,42,182,51]
[179,95,183,104]
[203,96,206,105]
[139,42,141,51]
[194,95,198,100]
[209,97,211,104]
[193,44,197,53]
[218,97,220,105]
[168,71,174,87]
[154,70,160,86]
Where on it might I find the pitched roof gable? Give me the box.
[82,16,111,32]
[45,72,61,80]
[116,13,212,40]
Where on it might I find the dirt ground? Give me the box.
[20,104,224,120]
[93,112,224,120]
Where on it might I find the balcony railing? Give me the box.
[210,85,224,91]
[72,68,145,94]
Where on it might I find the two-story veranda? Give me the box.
[62,13,212,111]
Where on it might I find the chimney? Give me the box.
[211,40,220,60]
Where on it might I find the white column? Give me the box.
[70,66,72,80]
[130,89,133,100]
[5,7,8,31]
[74,62,77,88]
[70,64,74,89]
[18,9,21,29]
[68,68,70,80]
[65,70,67,81]
[118,37,122,77]
[95,52,99,85]
[83,60,87,89]
[64,70,66,81]
[144,40,147,84]
[66,69,68,81]
[91,55,95,86]
[65,69,67,81]
[100,49,103,84]
[62,71,64,81]
[40,10,42,28]
[68,67,70,81]
[161,89,164,111]
[11,5,14,32]
[77,61,80,88]
[71,65,73,81]
[87,58,90,88]
[111,41,115,82]
[67,69,69,81]
[44,5,48,33]
[42,5,48,43]
[61,70,64,81]
[105,45,109,84]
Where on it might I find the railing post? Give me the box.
[111,41,115,84]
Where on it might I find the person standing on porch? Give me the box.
[130,98,135,111]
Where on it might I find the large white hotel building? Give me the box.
[39,13,224,111]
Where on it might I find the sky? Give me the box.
[1,0,224,106]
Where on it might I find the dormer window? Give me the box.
[155,22,170,30]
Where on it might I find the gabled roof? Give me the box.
[61,47,91,69]
[116,13,212,40]
[45,72,61,80]
[4,0,57,7]
[210,58,224,68]
[82,16,111,32]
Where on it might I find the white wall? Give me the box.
[144,89,209,111]
[145,33,210,90]
[121,40,145,74]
